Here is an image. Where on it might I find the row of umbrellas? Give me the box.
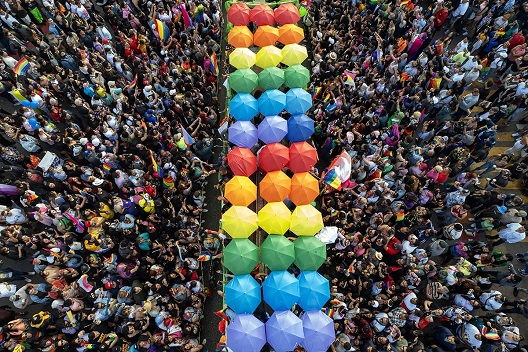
[227,310,335,352]
[228,2,301,26]
[229,88,312,121]
[228,24,304,48]
[224,236,326,274]
[229,65,310,93]
[230,44,308,69]
[221,204,323,238]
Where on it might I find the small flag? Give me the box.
[324,169,341,190]
[104,253,117,264]
[63,212,85,233]
[13,57,31,76]
[400,72,410,82]
[77,274,93,293]
[163,176,175,188]
[197,250,212,261]
[323,308,335,318]
[326,102,337,114]
[102,162,112,174]
[210,52,219,76]
[150,150,164,178]
[124,74,137,92]
[419,108,426,124]
[323,93,331,103]
[180,124,195,146]
[155,19,170,41]
[343,70,356,85]
[180,4,192,27]
[66,310,75,322]
[396,211,405,221]
[312,86,322,101]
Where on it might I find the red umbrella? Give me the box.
[258,143,290,173]
[250,4,275,26]
[228,147,257,176]
[274,3,301,25]
[288,142,318,173]
[228,2,251,26]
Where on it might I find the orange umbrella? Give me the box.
[259,170,291,203]
[278,24,304,45]
[288,142,318,173]
[253,26,279,47]
[228,2,251,26]
[228,26,253,48]
[225,176,257,206]
[228,147,257,177]
[290,172,319,206]
[250,4,275,26]
[274,3,301,25]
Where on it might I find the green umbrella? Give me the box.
[224,238,259,275]
[229,68,259,93]
[258,67,285,90]
[294,237,326,271]
[284,64,310,88]
[260,235,295,271]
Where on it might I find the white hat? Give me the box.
[80,137,88,145]
[144,85,152,92]
[328,37,335,44]
[91,137,101,147]
[73,146,82,156]
[169,89,176,96]
[92,178,104,186]
[329,52,337,60]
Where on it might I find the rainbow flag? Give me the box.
[104,253,117,264]
[343,70,356,85]
[324,169,341,189]
[180,124,195,145]
[155,19,170,41]
[13,57,30,76]
[150,150,164,178]
[210,52,219,76]
[323,308,335,318]
[312,86,323,101]
[163,176,175,188]
[396,211,405,221]
[323,93,331,102]
[102,162,112,174]
[197,250,212,261]
[125,74,137,92]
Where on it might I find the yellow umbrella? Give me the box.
[230,48,256,69]
[290,204,323,236]
[222,206,258,238]
[224,176,257,206]
[281,44,308,66]
[228,26,254,48]
[253,25,279,47]
[278,24,304,45]
[259,170,291,203]
[258,202,291,235]
[255,46,283,69]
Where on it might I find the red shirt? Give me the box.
[434,8,449,28]
[508,33,526,51]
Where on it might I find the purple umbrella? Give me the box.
[229,121,258,148]
[301,310,335,352]
[227,314,266,352]
[257,115,288,144]
[266,310,304,352]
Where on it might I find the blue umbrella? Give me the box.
[225,274,262,314]
[297,271,330,311]
[266,310,304,352]
[258,89,286,116]
[285,88,312,115]
[226,314,267,352]
[287,114,314,142]
[301,310,335,352]
[230,93,259,121]
[257,115,288,144]
[262,270,299,311]
[229,121,258,148]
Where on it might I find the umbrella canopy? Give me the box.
[281,44,308,66]
[226,314,266,352]
[228,26,253,48]
[266,311,304,352]
[288,141,318,173]
[229,93,258,121]
[258,67,285,90]
[253,25,279,47]
[229,68,258,93]
[230,48,256,69]
[227,147,257,177]
[225,274,261,314]
[278,24,304,45]
[260,235,295,271]
[259,170,291,203]
[297,271,330,311]
[290,204,323,236]
[258,115,288,144]
[223,239,259,275]
[222,206,258,238]
[301,310,336,352]
[256,46,282,69]
[228,121,258,148]
[285,88,312,115]
[290,172,319,206]
[258,143,289,173]
[224,176,257,206]
[227,2,251,26]
[286,114,314,142]
[258,202,291,235]
[250,4,275,26]
[275,3,301,25]
[284,64,310,88]
[294,237,326,270]
[258,89,286,116]
[262,271,300,311]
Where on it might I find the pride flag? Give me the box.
[343,70,356,85]
[125,74,137,92]
[197,250,212,261]
[324,169,341,189]
[102,162,112,174]
[210,52,219,76]
[155,19,170,41]
[180,124,195,145]
[150,150,164,178]
[13,57,30,76]
[312,86,323,100]
[396,211,405,221]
